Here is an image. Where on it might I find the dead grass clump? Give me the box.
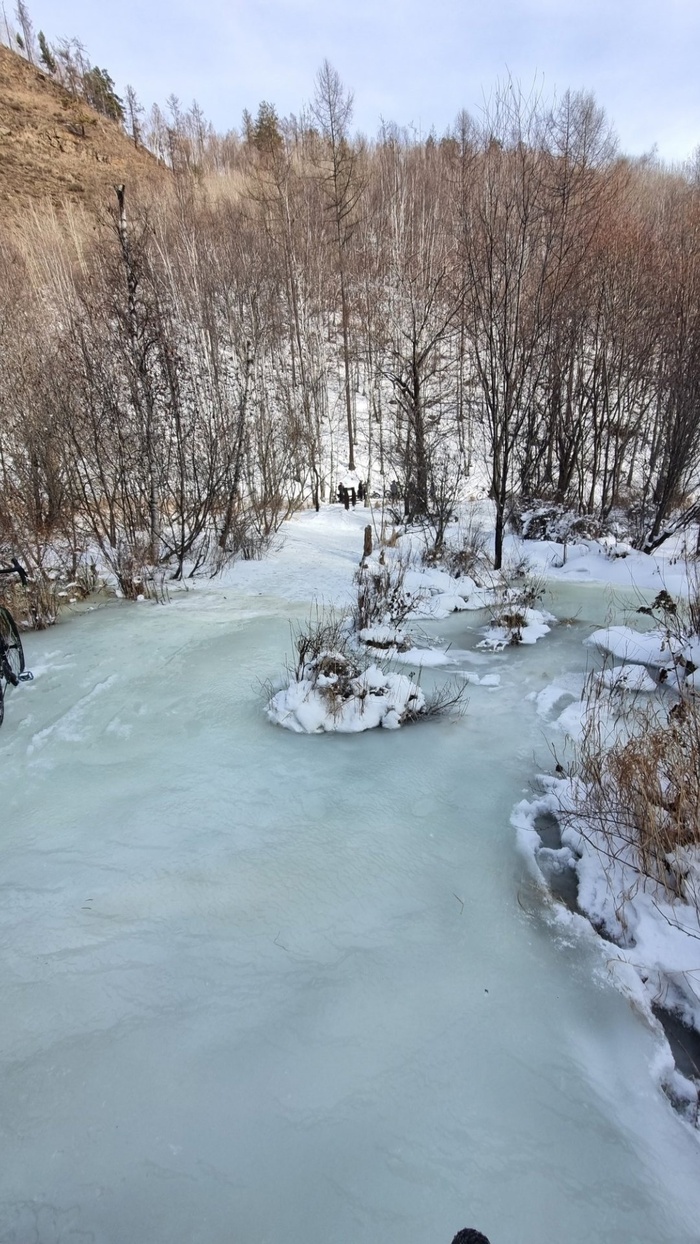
[499,610,527,632]
[575,678,700,902]
[0,573,59,629]
[422,677,470,720]
[438,515,491,581]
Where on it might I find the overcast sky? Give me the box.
[18,0,700,162]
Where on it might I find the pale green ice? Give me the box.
[0,580,698,1244]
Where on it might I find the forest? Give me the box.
[2,10,700,609]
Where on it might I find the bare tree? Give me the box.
[14,0,33,61]
[311,60,363,471]
[380,140,462,519]
[457,84,616,567]
[125,84,144,148]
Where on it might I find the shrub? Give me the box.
[571,676,700,908]
[438,514,491,581]
[352,552,417,632]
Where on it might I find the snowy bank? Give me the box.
[513,778,700,1125]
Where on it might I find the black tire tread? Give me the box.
[0,606,25,684]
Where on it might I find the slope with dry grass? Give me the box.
[0,43,167,220]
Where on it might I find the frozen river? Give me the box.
[1,564,699,1243]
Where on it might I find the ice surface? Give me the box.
[2,529,700,1244]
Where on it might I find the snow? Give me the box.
[403,568,496,619]
[392,645,452,666]
[3,504,700,1243]
[533,683,572,715]
[266,662,426,732]
[554,698,589,739]
[358,623,410,649]
[519,528,681,589]
[459,670,501,687]
[517,774,700,1118]
[478,606,555,650]
[597,665,658,693]
[586,625,677,668]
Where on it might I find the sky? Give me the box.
[15,0,700,162]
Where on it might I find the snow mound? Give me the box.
[534,684,572,716]
[267,657,426,733]
[391,646,452,667]
[402,568,496,619]
[596,665,658,693]
[460,671,501,687]
[358,624,411,651]
[586,626,675,668]
[478,607,555,651]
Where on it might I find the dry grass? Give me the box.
[437,513,491,581]
[422,677,470,720]
[291,610,352,682]
[0,573,58,629]
[0,43,167,224]
[573,672,700,904]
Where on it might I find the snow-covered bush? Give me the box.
[510,501,605,543]
[352,552,417,633]
[267,610,467,733]
[267,656,427,733]
[578,589,700,902]
[357,624,412,653]
[478,573,554,649]
[546,669,700,1121]
[572,681,700,900]
[530,598,700,1122]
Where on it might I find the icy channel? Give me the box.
[1,583,699,1244]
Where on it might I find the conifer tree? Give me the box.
[37,29,55,73]
[82,66,124,123]
[241,108,254,145]
[252,101,283,157]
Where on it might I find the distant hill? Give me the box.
[0,42,168,220]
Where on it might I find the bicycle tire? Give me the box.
[0,679,4,728]
[0,606,25,685]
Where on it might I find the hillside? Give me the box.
[0,42,168,219]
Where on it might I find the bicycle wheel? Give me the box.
[0,607,24,685]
